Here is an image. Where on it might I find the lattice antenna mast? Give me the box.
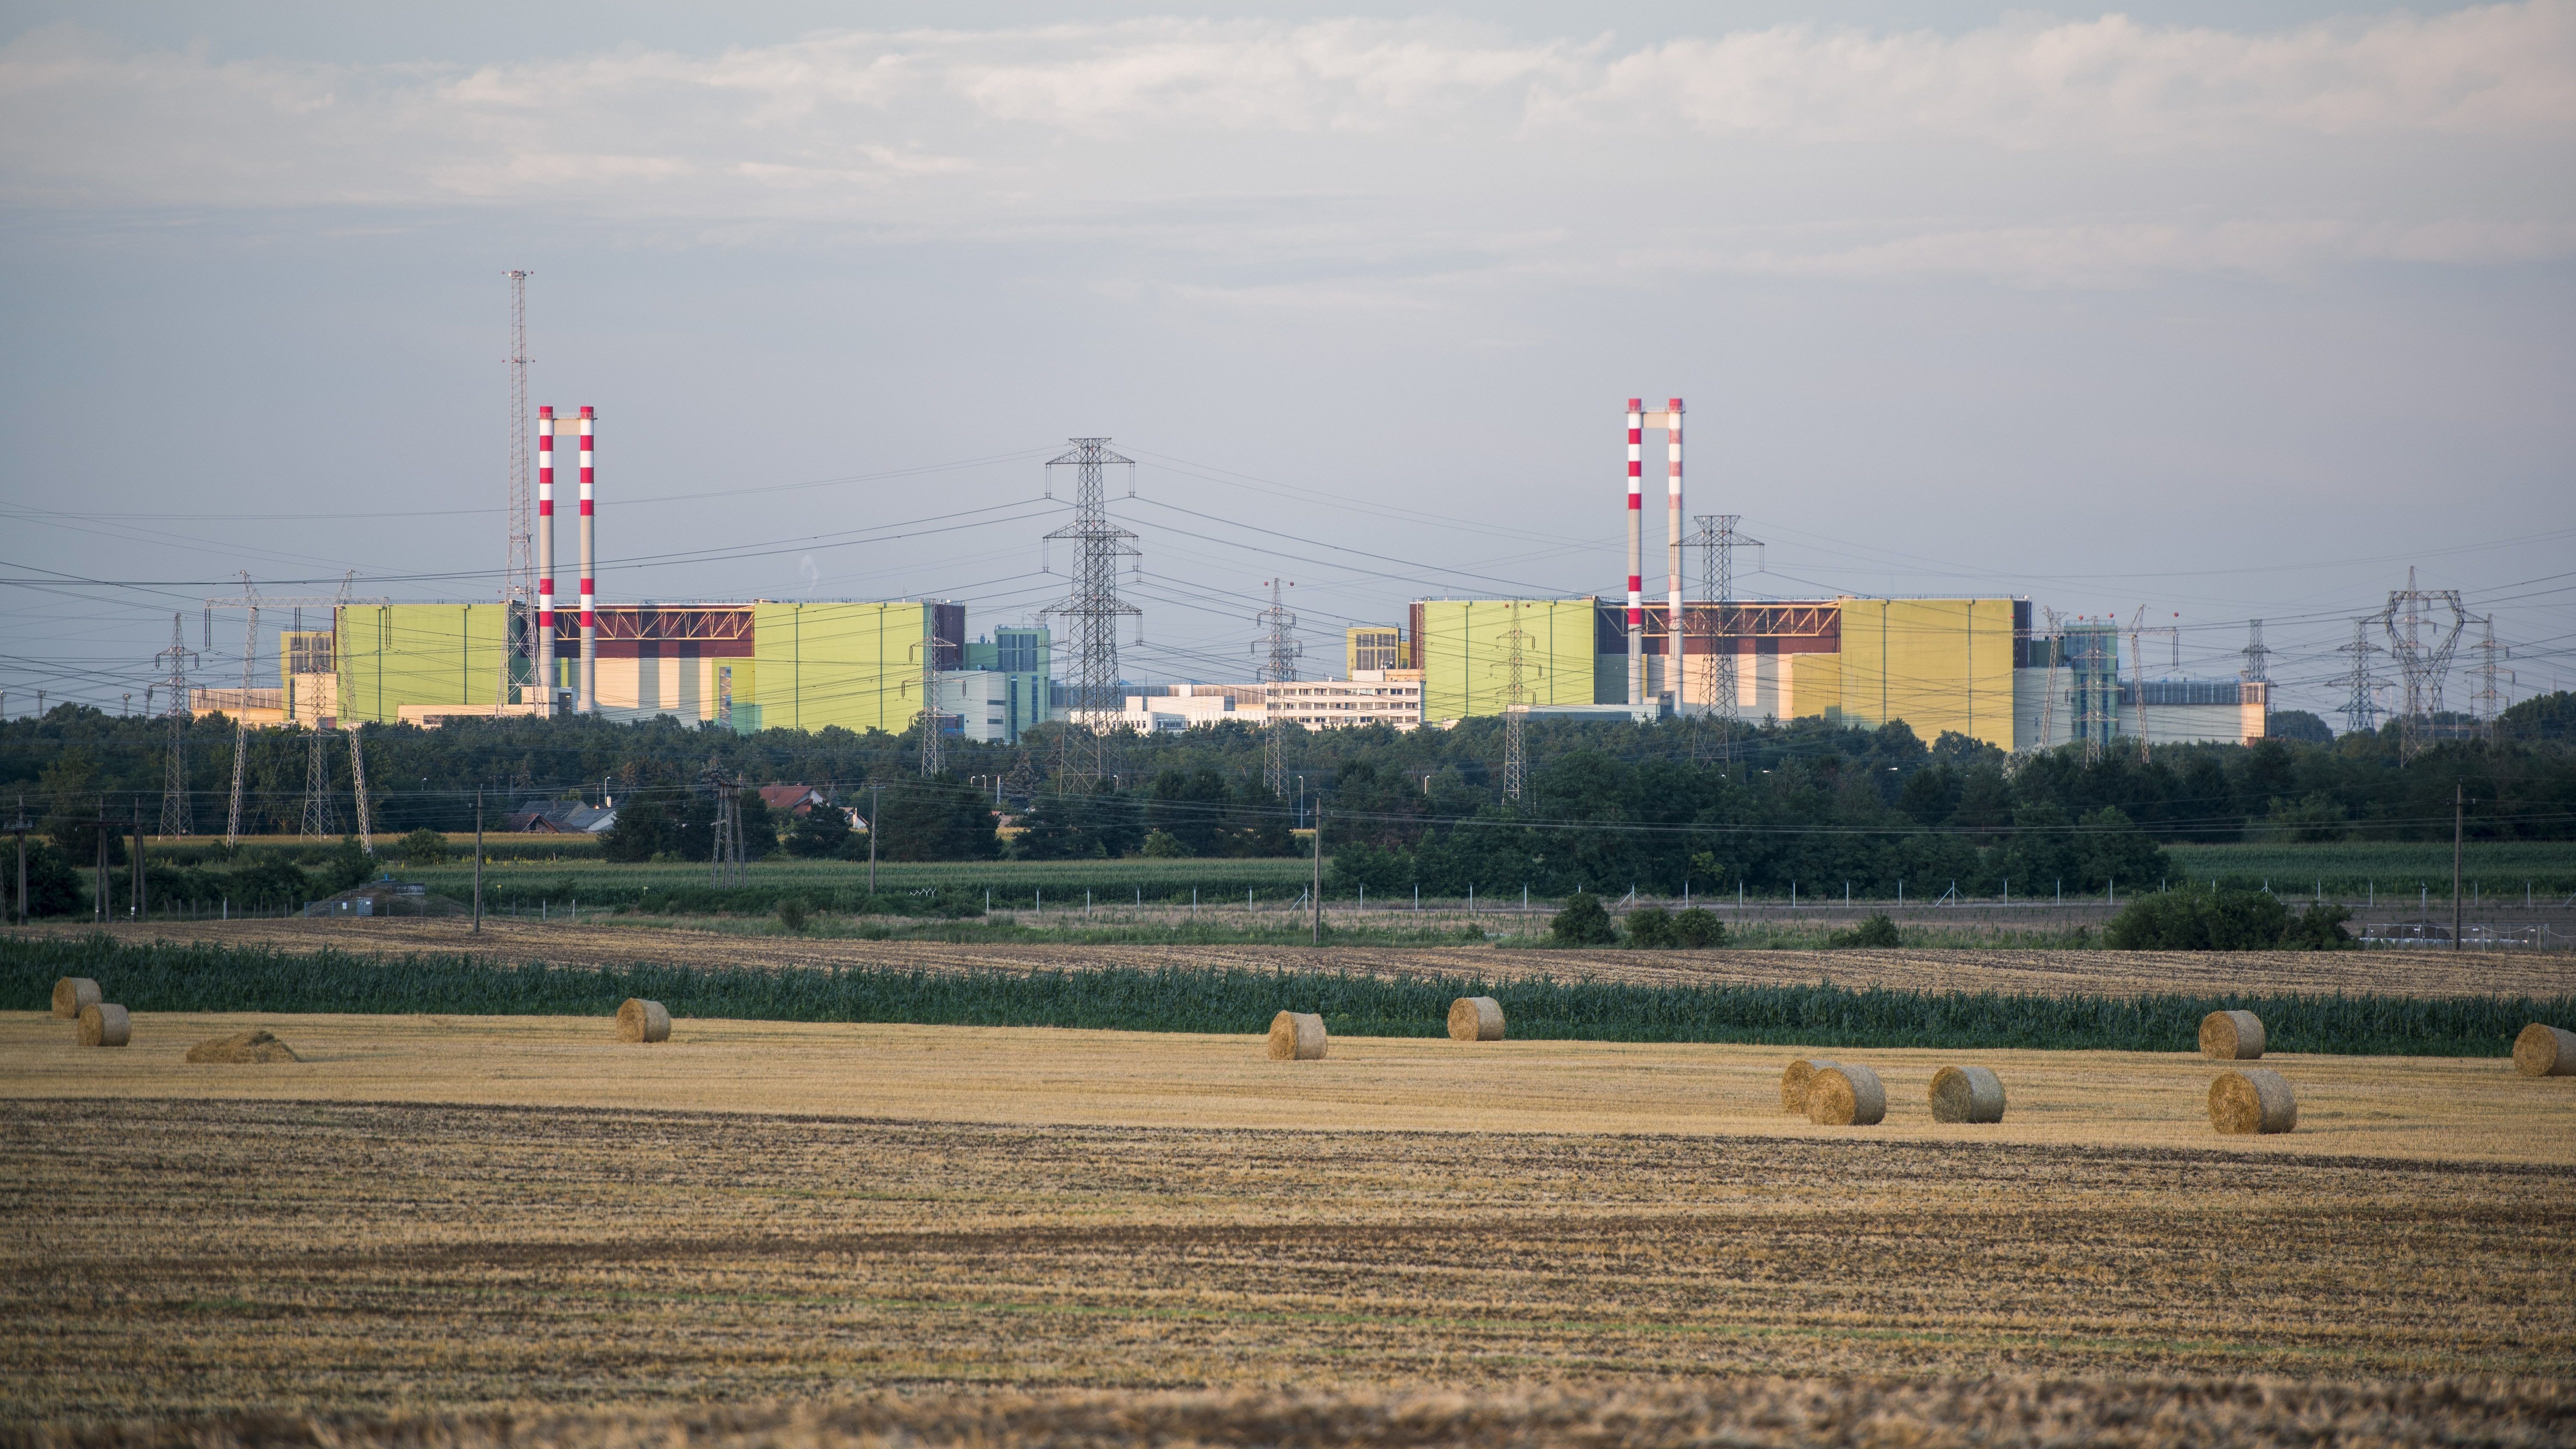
[2381,566,2466,761]
[501,271,536,708]
[2240,619,2270,682]
[1040,438,1140,790]
[153,614,198,838]
[2472,615,2511,739]
[1494,602,1542,802]
[1252,578,1299,799]
[2334,618,2382,737]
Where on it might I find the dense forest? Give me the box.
[2,692,2569,912]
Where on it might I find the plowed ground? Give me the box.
[21,918,2566,998]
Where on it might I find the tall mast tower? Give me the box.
[2334,618,2382,737]
[2380,566,2466,761]
[1041,438,1140,791]
[153,614,197,837]
[502,271,536,707]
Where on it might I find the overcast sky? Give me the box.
[4,1,2571,723]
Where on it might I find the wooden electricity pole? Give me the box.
[1310,804,1323,945]
[472,787,484,935]
[2451,781,2464,952]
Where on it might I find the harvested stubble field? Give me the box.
[16,918,2569,999]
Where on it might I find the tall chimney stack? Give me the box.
[536,405,556,714]
[1625,398,1643,707]
[577,406,596,713]
[1666,398,1683,708]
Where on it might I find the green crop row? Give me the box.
[8,936,2559,1057]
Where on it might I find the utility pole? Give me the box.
[2240,619,2271,684]
[868,782,880,895]
[501,270,537,709]
[472,787,483,934]
[154,613,197,838]
[1309,794,1329,943]
[131,796,145,920]
[1040,438,1140,790]
[94,798,108,923]
[2472,616,2511,740]
[10,794,29,926]
[1253,577,1298,800]
[909,615,955,778]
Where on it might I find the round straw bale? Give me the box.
[2513,1023,2576,1077]
[2199,1009,2265,1060]
[1928,1064,2007,1123]
[185,1029,301,1064]
[1267,1010,1327,1061]
[1779,1057,1840,1115]
[615,998,671,1044]
[1805,1064,1886,1126]
[1447,996,1505,1041]
[2209,1068,2297,1135]
[76,1003,131,1048]
[52,977,101,1018]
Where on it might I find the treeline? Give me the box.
[3,692,2570,868]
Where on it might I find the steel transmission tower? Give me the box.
[1691,514,1759,766]
[298,722,341,840]
[2240,619,2270,682]
[909,617,956,777]
[1040,438,1140,790]
[153,614,198,837]
[2334,618,2382,737]
[502,271,536,708]
[2380,567,2466,761]
[1252,578,1299,799]
[2472,616,2511,739]
[1494,603,1541,802]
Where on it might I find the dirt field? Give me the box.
[6,1011,2571,1163]
[19,917,2573,998]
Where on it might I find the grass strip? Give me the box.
[4,935,2558,1056]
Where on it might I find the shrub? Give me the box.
[397,828,450,866]
[2105,888,2291,951]
[1670,907,1726,949]
[1828,913,1903,948]
[2282,902,2356,951]
[1549,892,1616,947]
[776,896,809,933]
[1623,904,1674,949]
[1139,829,1191,859]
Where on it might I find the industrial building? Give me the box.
[1401,595,2264,749]
[1101,674,1427,733]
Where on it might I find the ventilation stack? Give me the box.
[1625,399,1643,706]
[1623,398,1685,707]
[577,405,596,713]
[536,405,556,713]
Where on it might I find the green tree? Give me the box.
[1670,906,1725,948]
[872,778,1000,862]
[1549,891,1615,946]
[398,828,450,865]
[1623,903,1674,948]
[4,842,84,918]
[782,805,853,859]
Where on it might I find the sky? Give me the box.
[3,0,2571,724]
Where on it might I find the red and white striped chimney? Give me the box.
[577,405,596,714]
[1666,397,1683,707]
[536,405,556,714]
[1625,398,1644,707]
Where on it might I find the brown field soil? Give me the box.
[19,918,2572,998]
[6,1012,2573,1163]
[22,1381,2576,1449]
[2,1087,2570,1422]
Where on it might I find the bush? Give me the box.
[1548,892,1616,947]
[1670,907,1726,949]
[398,828,450,866]
[3,842,85,918]
[1623,904,1673,949]
[2107,888,2356,951]
[1139,829,1190,859]
[1828,913,1903,948]
[776,896,809,933]
[782,808,852,859]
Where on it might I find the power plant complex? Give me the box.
[194,377,2269,755]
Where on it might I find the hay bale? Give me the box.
[1779,1057,1840,1115]
[76,1004,130,1049]
[1447,996,1505,1042]
[615,998,671,1044]
[1267,1010,1327,1061]
[1928,1064,2006,1124]
[185,1029,301,1064]
[2209,1068,2297,1135]
[51,977,101,1019]
[1805,1064,1886,1126]
[2199,1009,2266,1060]
[2513,1023,2576,1078]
